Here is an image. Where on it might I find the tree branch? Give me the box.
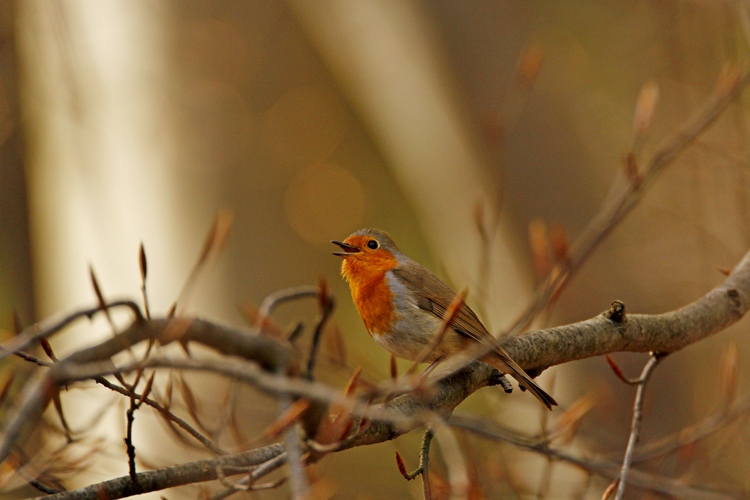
[615,354,663,500]
[35,444,285,500]
[504,247,750,375]
[3,245,750,498]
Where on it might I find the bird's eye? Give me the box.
[367,239,379,250]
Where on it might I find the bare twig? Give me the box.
[450,415,737,499]
[306,279,335,380]
[615,353,664,500]
[211,452,290,500]
[93,374,224,455]
[632,390,750,463]
[11,350,52,368]
[214,462,285,494]
[278,382,309,499]
[495,246,750,375]
[124,396,138,480]
[0,300,143,362]
[35,444,285,500]
[0,317,298,466]
[256,285,319,335]
[26,476,63,495]
[398,429,433,481]
[397,430,434,498]
[507,65,750,336]
[123,371,155,481]
[284,423,308,499]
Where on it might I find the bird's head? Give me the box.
[332,228,401,283]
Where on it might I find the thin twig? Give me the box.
[250,451,289,481]
[256,286,319,335]
[214,463,285,494]
[93,375,224,455]
[507,65,750,337]
[0,300,143,362]
[211,452,289,500]
[420,431,433,500]
[305,281,335,380]
[124,396,138,481]
[36,444,286,500]
[9,452,64,495]
[12,350,52,367]
[615,353,664,500]
[632,390,750,463]
[279,389,309,500]
[402,430,434,499]
[450,414,736,499]
[26,476,63,495]
[11,338,219,459]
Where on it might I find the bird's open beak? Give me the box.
[332,240,360,257]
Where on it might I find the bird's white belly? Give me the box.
[371,329,429,361]
[375,300,453,363]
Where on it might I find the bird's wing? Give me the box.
[391,266,499,349]
[391,266,558,410]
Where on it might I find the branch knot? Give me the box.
[726,288,742,309]
[605,300,627,323]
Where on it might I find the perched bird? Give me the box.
[333,228,557,410]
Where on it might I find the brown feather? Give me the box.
[391,266,557,409]
[391,266,496,346]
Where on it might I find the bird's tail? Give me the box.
[482,353,558,410]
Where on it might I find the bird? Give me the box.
[332,228,557,410]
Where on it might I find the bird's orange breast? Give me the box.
[340,252,399,335]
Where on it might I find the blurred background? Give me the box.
[2,1,750,498]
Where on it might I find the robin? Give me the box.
[332,228,557,410]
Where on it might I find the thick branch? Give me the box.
[3,247,750,498]
[66,317,300,375]
[503,248,750,374]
